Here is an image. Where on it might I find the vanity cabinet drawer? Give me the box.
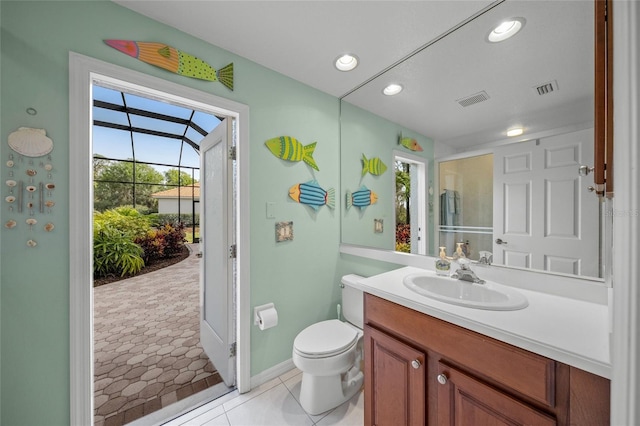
[436,361,557,426]
[364,294,556,407]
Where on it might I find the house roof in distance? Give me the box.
[152,183,200,199]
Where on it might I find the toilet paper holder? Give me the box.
[254,303,276,325]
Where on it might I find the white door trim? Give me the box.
[611,1,639,424]
[69,52,251,426]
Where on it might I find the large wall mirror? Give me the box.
[340,0,604,280]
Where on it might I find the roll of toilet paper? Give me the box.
[257,306,278,330]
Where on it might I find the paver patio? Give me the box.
[93,244,225,425]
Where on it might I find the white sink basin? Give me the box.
[403,273,528,311]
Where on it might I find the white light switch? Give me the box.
[266,202,275,219]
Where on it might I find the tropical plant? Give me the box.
[395,161,411,224]
[93,207,151,240]
[93,207,151,278]
[134,222,186,263]
[396,223,411,253]
[93,225,144,277]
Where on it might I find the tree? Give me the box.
[395,161,411,224]
[94,159,164,212]
[164,169,197,187]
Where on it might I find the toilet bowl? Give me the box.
[292,275,365,415]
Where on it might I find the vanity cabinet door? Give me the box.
[436,362,556,426]
[364,325,426,426]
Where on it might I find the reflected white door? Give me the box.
[493,128,599,277]
[200,118,236,386]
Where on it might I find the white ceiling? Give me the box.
[112,0,593,150]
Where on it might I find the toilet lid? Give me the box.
[294,319,359,358]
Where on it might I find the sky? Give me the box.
[92,85,222,182]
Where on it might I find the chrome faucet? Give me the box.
[478,251,493,265]
[451,260,486,284]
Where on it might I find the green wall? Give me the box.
[340,101,435,252]
[0,1,346,424]
[0,1,418,424]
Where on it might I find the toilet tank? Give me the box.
[341,274,365,329]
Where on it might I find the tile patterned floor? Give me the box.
[162,368,364,426]
[94,245,224,425]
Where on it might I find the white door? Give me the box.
[200,118,236,387]
[493,128,599,277]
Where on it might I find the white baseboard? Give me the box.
[249,359,295,390]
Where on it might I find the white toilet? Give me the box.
[292,274,365,415]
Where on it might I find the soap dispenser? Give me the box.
[453,242,466,261]
[453,242,470,271]
[435,246,451,276]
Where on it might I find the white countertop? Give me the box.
[353,266,611,379]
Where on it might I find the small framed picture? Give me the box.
[276,221,294,242]
[374,219,383,233]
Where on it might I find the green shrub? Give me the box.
[93,226,144,277]
[155,213,199,227]
[395,242,411,253]
[135,230,166,264]
[159,222,186,256]
[134,222,186,263]
[94,208,151,240]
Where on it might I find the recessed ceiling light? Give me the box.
[488,17,525,43]
[335,54,359,72]
[383,84,403,96]
[507,127,524,137]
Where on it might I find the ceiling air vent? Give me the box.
[533,80,559,96]
[456,91,490,107]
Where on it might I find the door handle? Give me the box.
[578,165,595,176]
[495,238,508,245]
[196,252,203,258]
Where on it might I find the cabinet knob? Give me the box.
[437,373,448,385]
[411,360,421,369]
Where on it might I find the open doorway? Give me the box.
[69,53,251,426]
[394,151,428,255]
[91,85,233,424]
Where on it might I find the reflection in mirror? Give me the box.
[438,154,493,261]
[395,151,428,255]
[340,1,603,279]
[340,102,434,252]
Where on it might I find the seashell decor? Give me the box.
[8,127,54,157]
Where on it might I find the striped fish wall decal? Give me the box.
[104,40,234,91]
[289,180,335,211]
[346,185,378,210]
[265,136,320,171]
[399,135,424,152]
[361,154,387,176]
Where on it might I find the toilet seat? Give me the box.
[294,319,358,359]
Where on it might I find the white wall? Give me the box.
[157,198,198,215]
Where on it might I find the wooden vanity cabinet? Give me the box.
[364,294,610,426]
